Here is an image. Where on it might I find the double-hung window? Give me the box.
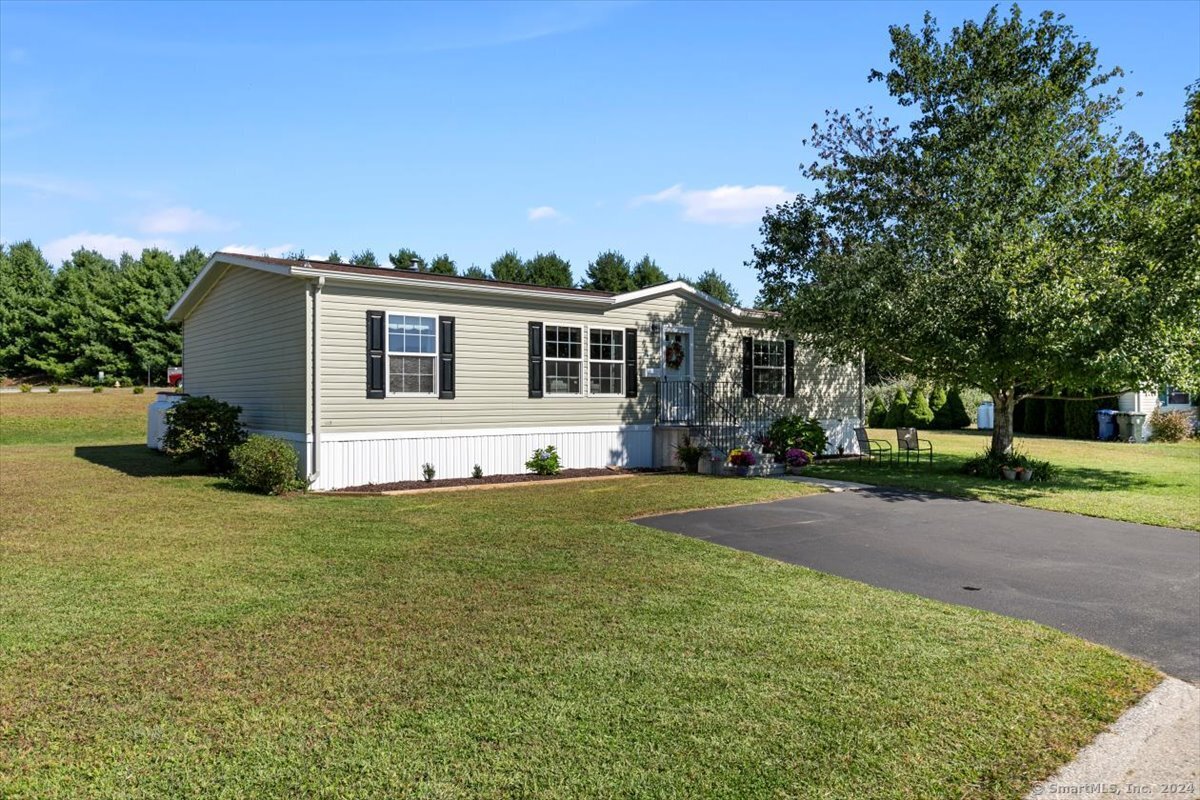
[545,325,582,394]
[589,328,624,396]
[387,314,437,395]
[752,340,785,396]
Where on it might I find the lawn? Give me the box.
[811,428,1200,531]
[0,392,1159,799]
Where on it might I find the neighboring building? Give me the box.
[1117,386,1195,441]
[166,253,863,490]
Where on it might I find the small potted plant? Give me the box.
[784,447,812,475]
[728,448,757,477]
[1002,465,1017,480]
[674,434,706,474]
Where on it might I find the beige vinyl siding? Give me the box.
[317,280,860,433]
[182,265,308,432]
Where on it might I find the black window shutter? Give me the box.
[438,316,455,400]
[624,327,638,398]
[528,322,544,398]
[366,310,385,399]
[785,339,796,398]
[741,336,754,397]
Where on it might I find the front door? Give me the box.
[662,329,693,422]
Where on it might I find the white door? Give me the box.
[662,329,693,422]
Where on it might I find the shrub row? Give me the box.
[868,386,971,430]
[1013,390,1118,439]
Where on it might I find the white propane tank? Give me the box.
[976,401,995,430]
[147,392,188,450]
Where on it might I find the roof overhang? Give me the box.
[167,254,770,324]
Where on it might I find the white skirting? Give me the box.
[258,424,655,491]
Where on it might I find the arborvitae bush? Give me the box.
[928,386,948,427]
[1043,396,1066,437]
[1023,397,1045,435]
[884,387,910,428]
[905,387,935,429]
[1064,398,1097,439]
[943,389,972,429]
[866,395,888,427]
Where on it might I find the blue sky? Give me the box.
[2,1,1197,301]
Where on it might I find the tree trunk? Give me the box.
[990,388,1016,457]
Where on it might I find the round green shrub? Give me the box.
[92,386,103,393]
[163,395,247,473]
[866,395,888,427]
[883,387,910,428]
[48,385,59,393]
[132,385,145,395]
[230,435,304,494]
[765,415,828,455]
[19,383,32,393]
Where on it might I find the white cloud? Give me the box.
[43,232,172,264]
[632,183,792,225]
[220,243,300,258]
[138,206,233,235]
[527,205,562,222]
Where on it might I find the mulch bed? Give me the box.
[337,467,663,493]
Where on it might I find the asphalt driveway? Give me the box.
[640,488,1200,681]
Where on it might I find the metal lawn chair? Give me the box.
[854,427,892,465]
[896,427,933,466]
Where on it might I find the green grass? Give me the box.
[812,428,1200,530]
[0,395,1160,798]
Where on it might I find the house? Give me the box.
[1117,386,1195,441]
[165,253,864,490]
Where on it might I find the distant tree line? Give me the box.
[0,241,206,383]
[0,241,744,382]
[327,245,743,305]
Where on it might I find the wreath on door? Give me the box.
[664,339,685,370]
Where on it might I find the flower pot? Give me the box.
[1019,468,1034,482]
[1001,467,1017,480]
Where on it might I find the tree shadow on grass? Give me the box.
[814,458,1159,504]
[74,445,204,478]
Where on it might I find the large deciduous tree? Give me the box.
[751,7,1198,457]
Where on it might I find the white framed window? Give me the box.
[545,325,582,395]
[1162,386,1191,406]
[752,340,785,396]
[589,328,624,396]
[387,313,437,395]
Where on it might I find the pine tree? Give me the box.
[428,254,457,275]
[0,241,54,377]
[581,251,633,292]
[928,386,948,427]
[525,252,573,288]
[631,255,668,288]
[490,251,528,283]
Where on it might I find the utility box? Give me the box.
[976,401,994,430]
[147,392,188,450]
